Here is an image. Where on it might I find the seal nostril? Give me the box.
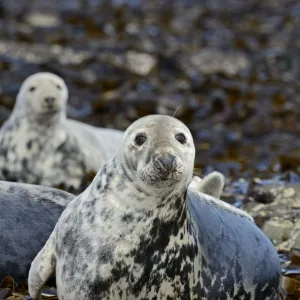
[45,97,55,105]
[156,154,175,171]
[154,157,164,170]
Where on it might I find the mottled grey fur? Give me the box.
[0,181,73,282]
[0,72,123,189]
[29,115,281,300]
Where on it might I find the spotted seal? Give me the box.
[0,72,123,189]
[28,115,281,300]
[0,180,73,282]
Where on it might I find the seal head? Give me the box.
[11,72,68,121]
[119,115,194,190]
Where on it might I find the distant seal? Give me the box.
[0,180,73,282]
[29,115,281,300]
[0,72,123,190]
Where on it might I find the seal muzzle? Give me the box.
[153,153,176,177]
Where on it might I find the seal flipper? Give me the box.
[28,231,56,300]
[190,171,225,198]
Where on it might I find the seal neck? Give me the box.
[9,108,66,129]
[91,157,188,222]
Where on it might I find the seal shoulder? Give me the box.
[0,180,73,208]
[65,119,123,169]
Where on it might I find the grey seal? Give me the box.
[0,72,123,190]
[28,115,281,300]
[0,180,73,282]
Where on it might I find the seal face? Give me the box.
[13,72,68,117]
[28,115,281,300]
[0,72,123,190]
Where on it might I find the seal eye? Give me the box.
[175,133,186,144]
[29,86,36,92]
[135,133,147,146]
[56,84,62,90]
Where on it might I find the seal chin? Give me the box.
[138,157,186,188]
[38,107,61,116]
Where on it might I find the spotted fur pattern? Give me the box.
[0,114,87,188]
[28,115,281,300]
[0,72,123,189]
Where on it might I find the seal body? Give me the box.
[0,72,123,190]
[187,190,279,299]
[0,180,73,282]
[28,115,280,300]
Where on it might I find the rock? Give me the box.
[248,186,276,204]
[283,187,296,198]
[277,220,300,250]
[0,42,92,65]
[242,183,300,248]
[181,48,249,76]
[125,51,157,75]
[24,12,61,28]
[263,219,294,244]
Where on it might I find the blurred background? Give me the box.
[0,0,300,181]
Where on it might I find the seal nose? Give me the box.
[154,154,176,172]
[44,97,55,105]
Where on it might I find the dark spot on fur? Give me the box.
[27,140,33,150]
[121,213,134,223]
[2,168,8,177]
[22,158,28,168]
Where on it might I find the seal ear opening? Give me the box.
[190,171,225,198]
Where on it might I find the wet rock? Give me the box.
[0,42,92,65]
[283,187,296,198]
[242,182,300,247]
[125,51,157,75]
[278,220,300,250]
[263,219,294,244]
[24,12,61,28]
[181,49,250,76]
[248,186,275,204]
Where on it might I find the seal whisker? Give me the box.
[173,105,182,117]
